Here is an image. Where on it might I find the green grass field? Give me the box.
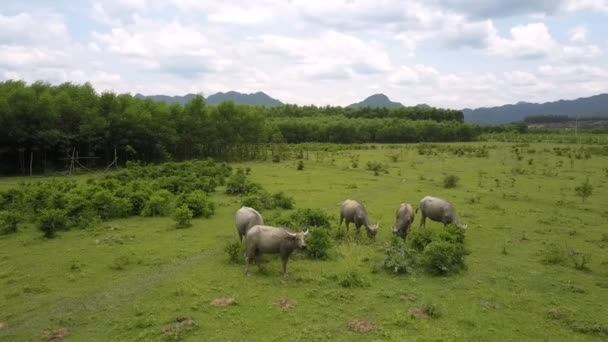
[1,141,607,341]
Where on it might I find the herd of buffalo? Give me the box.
[236,196,467,276]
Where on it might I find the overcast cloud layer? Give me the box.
[1,0,607,108]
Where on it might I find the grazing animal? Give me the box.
[417,196,467,229]
[338,199,379,239]
[245,225,309,276]
[392,203,416,240]
[235,207,264,242]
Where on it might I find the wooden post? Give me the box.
[29,151,33,176]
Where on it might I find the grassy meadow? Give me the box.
[1,140,607,341]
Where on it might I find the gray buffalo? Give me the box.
[392,203,415,240]
[235,206,264,242]
[245,225,309,276]
[338,199,379,239]
[417,196,467,229]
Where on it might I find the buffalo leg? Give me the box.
[281,257,288,276]
[419,215,426,228]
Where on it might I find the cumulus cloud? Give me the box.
[569,26,588,43]
[487,23,558,59]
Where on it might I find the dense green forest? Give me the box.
[1,81,482,175]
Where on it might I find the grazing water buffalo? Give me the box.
[417,196,467,229]
[392,203,415,240]
[338,199,379,239]
[245,225,309,276]
[235,206,264,242]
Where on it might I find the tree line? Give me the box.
[1,80,479,175]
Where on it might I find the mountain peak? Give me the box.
[347,94,403,109]
[136,91,283,107]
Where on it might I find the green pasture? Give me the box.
[1,141,607,341]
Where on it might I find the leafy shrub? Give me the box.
[91,190,132,220]
[38,208,68,238]
[366,161,388,176]
[272,154,281,163]
[225,168,261,196]
[224,241,245,264]
[289,208,331,229]
[409,228,435,253]
[338,271,367,288]
[443,174,459,188]
[241,191,273,210]
[173,205,193,228]
[142,190,173,217]
[541,244,568,265]
[421,240,467,276]
[127,190,149,215]
[568,250,591,271]
[272,191,295,209]
[178,191,215,218]
[297,160,304,170]
[0,210,20,235]
[381,239,416,274]
[306,228,333,259]
[574,178,593,202]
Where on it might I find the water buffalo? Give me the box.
[235,206,264,242]
[245,225,309,276]
[338,199,379,239]
[417,196,467,229]
[392,203,415,240]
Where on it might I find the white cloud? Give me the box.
[488,23,557,59]
[390,65,440,85]
[569,26,588,43]
[0,12,69,45]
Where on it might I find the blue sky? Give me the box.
[1,0,607,108]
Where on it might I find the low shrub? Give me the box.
[338,271,367,288]
[38,208,68,238]
[289,208,331,229]
[178,190,215,218]
[241,192,273,210]
[225,168,261,196]
[443,174,459,188]
[306,228,333,259]
[173,205,193,228]
[296,160,304,170]
[272,191,295,210]
[0,210,20,235]
[225,241,245,264]
[142,190,173,217]
[381,239,416,274]
[540,244,568,266]
[420,240,467,276]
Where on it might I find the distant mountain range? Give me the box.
[134,91,283,107]
[135,91,608,125]
[462,94,608,125]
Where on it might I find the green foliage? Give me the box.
[574,178,593,202]
[271,191,295,210]
[225,168,261,196]
[173,205,193,228]
[38,208,68,238]
[0,210,20,235]
[306,228,333,260]
[443,174,460,188]
[177,191,214,218]
[224,241,245,264]
[381,239,416,274]
[338,271,368,288]
[421,240,467,276]
[288,208,331,229]
[296,160,304,170]
[142,190,173,217]
[241,193,273,211]
[366,161,388,175]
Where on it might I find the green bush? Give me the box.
[443,174,459,188]
[421,240,467,276]
[574,178,593,202]
[297,160,304,170]
[142,190,173,217]
[241,192,273,210]
[38,208,68,238]
[272,191,295,209]
[540,244,568,265]
[338,271,368,288]
[224,241,245,264]
[381,239,416,274]
[409,228,435,253]
[306,228,333,259]
[178,191,215,218]
[173,205,193,228]
[0,210,20,235]
[289,208,331,229]
[225,168,261,195]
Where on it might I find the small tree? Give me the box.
[574,178,593,202]
[443,175,459,189]
[0,210,20,235]
[296,160,304,171]
[173,205,193,228]
[38,209,68,238]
